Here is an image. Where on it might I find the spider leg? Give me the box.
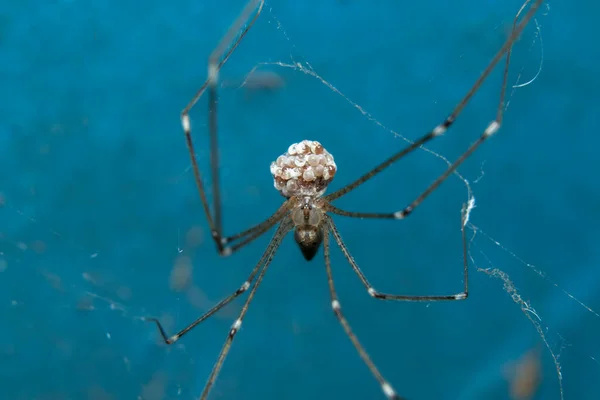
[325,0,544,205]
[323,110,490,221]
[222,202,290,255]
[144,216,290,346]
[323,222,405,400]
[327,217,468,302]
[199,218,293,400]
[180,0,266,256]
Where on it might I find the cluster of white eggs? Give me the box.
[270,140,337,197]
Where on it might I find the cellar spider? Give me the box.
[145,0,544,398]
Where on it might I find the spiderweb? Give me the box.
[1,1,597,399]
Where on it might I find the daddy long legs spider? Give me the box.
[145,1,545,398]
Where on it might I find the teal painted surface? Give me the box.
[1,1,598,399]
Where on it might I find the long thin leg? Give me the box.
[325,0,544,205]
[221,201,290,256]
[180,0,266,256]
[323,222,405,400]
[324,116,491,221]
[327,214,468,301]
[144,216,290,345]
[324,1,540,221]
[199,219,293,400]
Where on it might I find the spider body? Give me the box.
[271,139,335,260]
[290,195,326,260]
[145,1,544,399]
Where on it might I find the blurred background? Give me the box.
[1,0,598,399]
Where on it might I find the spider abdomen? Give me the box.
[294,225,324,261]
[270,140,337,198]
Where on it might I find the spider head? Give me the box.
[294,225,323,261]
[270,140,337,198]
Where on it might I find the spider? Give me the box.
[145,0,544,399]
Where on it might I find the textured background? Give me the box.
[1,1,599,399]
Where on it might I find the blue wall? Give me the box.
[1,1,598,399]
